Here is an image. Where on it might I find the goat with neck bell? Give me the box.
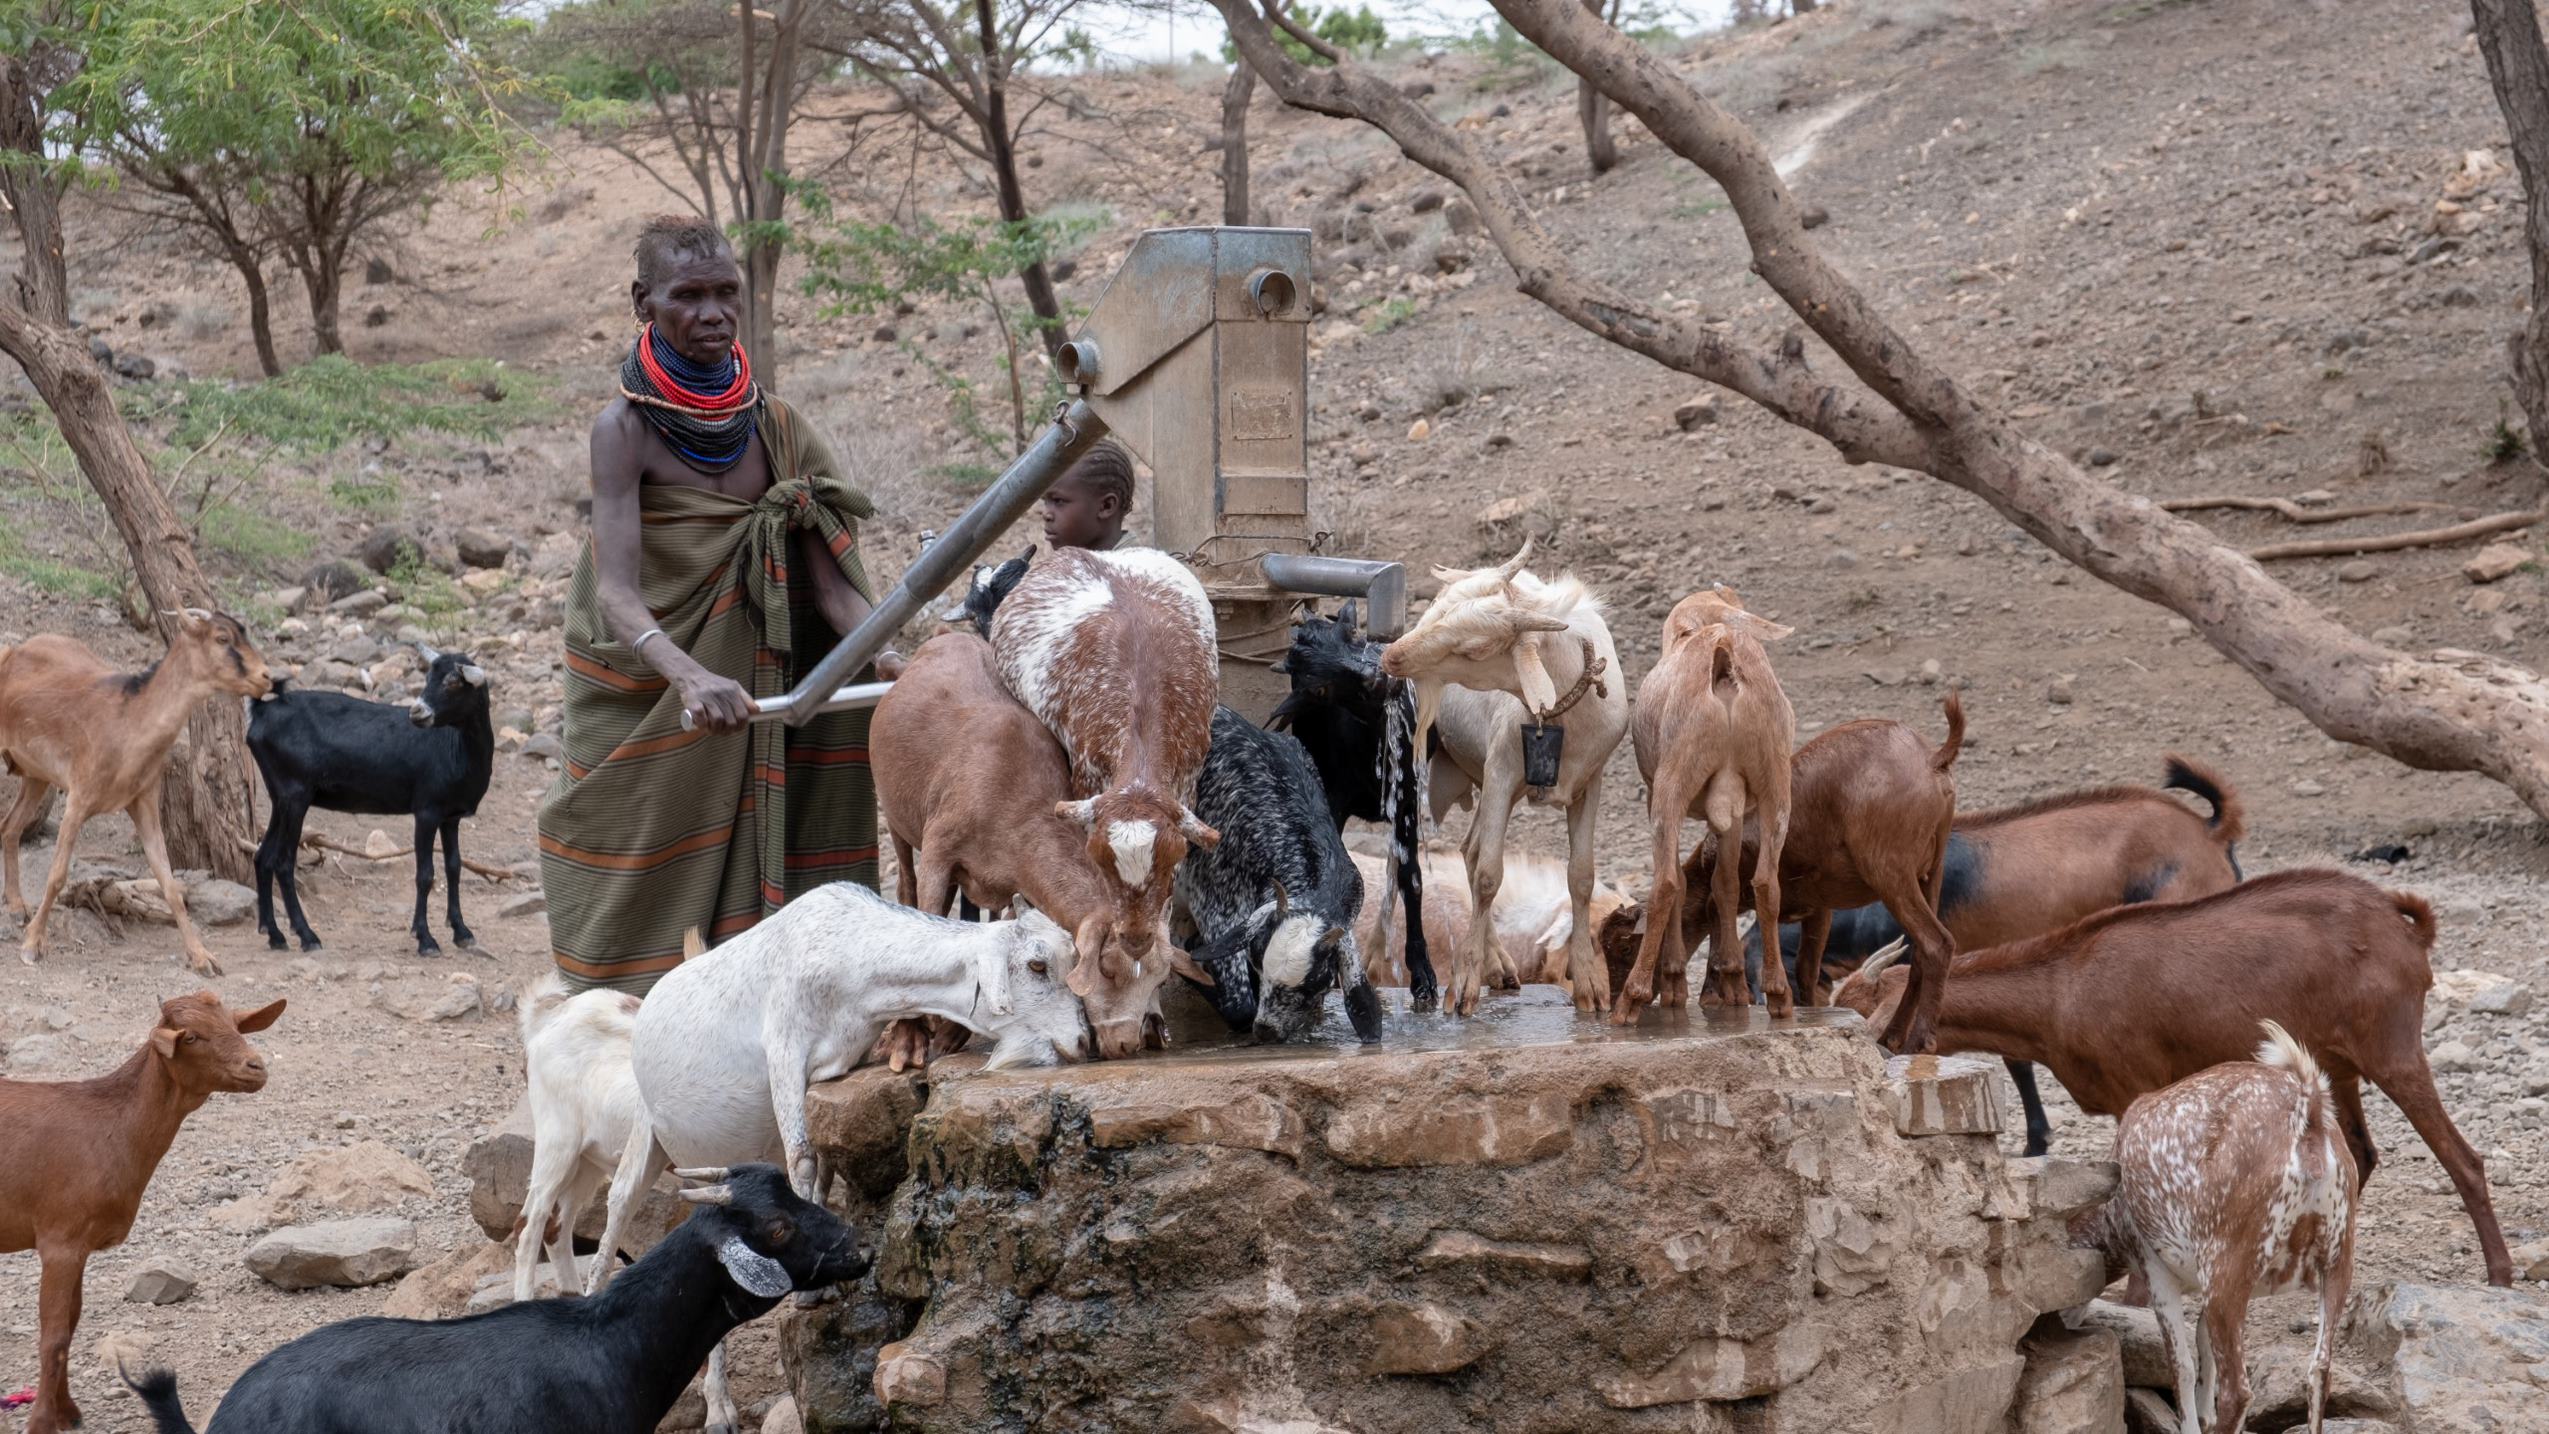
[0,609,272,975]
[1378,541,1629,1016]
[2,991,284,1434]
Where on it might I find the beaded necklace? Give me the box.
[619,323,761,473]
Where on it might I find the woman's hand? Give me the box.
[677,669,757,733]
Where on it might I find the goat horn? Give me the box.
[1492,536,1535,581]
[1857,939,1910,982]
[417,641,443,663]
[675,1185,734,1206]
[460,664,488,686]
[673,1166,733,1182]
[1271,879,1291,921]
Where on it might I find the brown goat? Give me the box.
[1,612,273,975]
[1616,586,1796,1023]
[1836,868,2512,1287]
[1679,693,1964,1052]
[874,633,1211,1059]
[0,991,285,1434]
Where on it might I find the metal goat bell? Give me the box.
[1521,720,1564,789]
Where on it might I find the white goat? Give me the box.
[1378,541,1631,1015]
[2096,1020,2359,1434]
[510,973,643,1303]
[593,885,1089,1433]
[1349,846,1639,991]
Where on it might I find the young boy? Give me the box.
[1039,439,1135,551]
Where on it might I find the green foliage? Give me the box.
[198,501,316,567]
[2487,416,2531,464]
[157,357,553,454]
[42,0,530,190]
[1222,5,1388,66]
[388,550,470,637]
[1365,296,1419,334]
[794,190,1103,462]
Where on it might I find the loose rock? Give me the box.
[2463,543,2532,584]
[264,1140,437,1220]
[245,1217,420,1290]
[2339,559,2379,583]
[456,528,514,570]
[1674,394,1721,430]
[123,1264,198,1305]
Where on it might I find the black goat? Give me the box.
[1177,705,1382,1043]
[1267,600,1435,1008]
[247,646,494,955]
[951,544,1034,638]
[122,1164,866,1434]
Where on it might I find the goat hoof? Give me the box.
[266,932,288,951]
[1409,993,1439,1014]
[186,953,224,976]
[299,936,324,952]
[416,938,443,957]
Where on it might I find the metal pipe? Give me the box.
[793,679,895,716]
[687,400,1111,730]
[1260,553,1408,639]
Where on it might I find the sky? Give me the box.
[1066,1,1739,65]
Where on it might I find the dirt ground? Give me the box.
[6,0,2549,1427]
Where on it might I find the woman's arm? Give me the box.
[798,526,904,680]
[592,407,756,730]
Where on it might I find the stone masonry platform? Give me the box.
[786,991,2118,1434]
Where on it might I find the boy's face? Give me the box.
[1040,472,1123,549]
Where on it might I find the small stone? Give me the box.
[2464,543,2532,583]
[1918,658,1944,685]
[2469,980,2532,1016]
[2291,778,2327,797]
[520,733,566,763]
[424,977,483,1022]
[1362,1301,1490,1375]
[1409,189,1446,214]
[460,568,507,597]
[501,890,548,920]
[113,352,157,381]
[455,528,513,570]
[1673,394,1720,430]
[1407,417,1432,442]
[1828,548,1860,570]
[2429,1039,2478,1072]
[871,324,897,343]
[1885,1053,2003,1136]
[263,1140,437,1219]
[2046,675,2076,705]
[245,1217,420,1290]
[1399,78,1436,98]
[1799,202,1831,230]
[260,586,308,613]
[124,1265,198,1305]
[2373,625,2415,647]
[366,256,394,284]
[185,879,257,927]
[2086,447,2120,467]
[1478,494,1535,526]
[2339,559,2379,583]
[875,1342,947,1408]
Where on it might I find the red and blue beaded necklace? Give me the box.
[619,323,761,473]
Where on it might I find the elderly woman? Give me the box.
[538,215,904,993]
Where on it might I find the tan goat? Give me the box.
[1616,585,1796,1023]
[1,611,272,975]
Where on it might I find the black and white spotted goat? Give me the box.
[1267,600,1434,1008]
[1177,705,1383,1043]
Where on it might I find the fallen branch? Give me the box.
[2249,510,2544,561]
[2161,495,2464,524]
[232,833,516,882]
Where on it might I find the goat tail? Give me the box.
[2161,753,2246,845]
[2255,1019,2333,1132]
[1930,690,1966,773]
[119,1360,199,1434]
[2389,889,2437,950]
[516,969,572,1049]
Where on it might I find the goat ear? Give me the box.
[1338,598,1359,635]
[1168,945,1215,988]
[977,936,1016,1017]
[229,998,287,1033]
[1176,808,1219,848]
[1054,797,1099,829]
[149,1027,181,1059]
[1729,611,1794,642]
[1514,633,1560,717]
[1066,915,1108,998]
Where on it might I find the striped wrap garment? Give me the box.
[537,395,879,992]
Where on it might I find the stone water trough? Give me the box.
[779,992,2121,1433]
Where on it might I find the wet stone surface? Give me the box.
[788,989,2113,1434]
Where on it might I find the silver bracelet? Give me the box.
[633,628,665,660]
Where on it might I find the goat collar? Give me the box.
[1536,638,1609,722]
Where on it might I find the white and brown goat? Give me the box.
[1,611,273,975]
[990,547,1220,989]
[874,631,1212,1058]
[2091,1022,2358,1434]
[1379,542,1629,1015]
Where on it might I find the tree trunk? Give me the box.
[302,257,345,356]
[2472,0,2549,470]
[1577,0,1617,174]
[979,0,1067,362]
[230,247,283,378]
[1215,0,2549,854]
[0,51,71,327]
[1222,62,1257,226]
[0,307,259,879]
